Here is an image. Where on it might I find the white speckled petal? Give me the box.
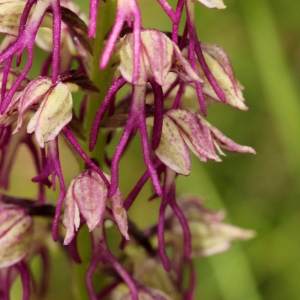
[156,115,190,175]
[167,109,220,162]
[204,119,256,154]
[197,0,226,9]
[63,179,80,245]
[73,170,108,232]
[110,188,129,240]
[27,82,73,148]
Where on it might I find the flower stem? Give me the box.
[74,1,117,300]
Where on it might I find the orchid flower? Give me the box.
[166,195,255,257]
[155,109,255,175]
[63,169,129,245]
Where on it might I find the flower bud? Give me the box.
[0,204,33,268]
[63,169,129,245]
[155,109,255,174]
[197,0,226,9]
[0,1,27,36]
[167,196,255,257]
[199,42,247,110]
[111,283,172,300]
[122,246,178,299]
[27,82,73,147]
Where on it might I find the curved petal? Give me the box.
[155,115,190,175]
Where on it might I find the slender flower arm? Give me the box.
[100,0,142,83]
[88,0,99,38]
[110,85,162,197]
[86,225,138,300]
[63,127,110,186]
[89,76,127,151]
[31,139,66,241]
[156,0,177,22]
[0,0,62,113]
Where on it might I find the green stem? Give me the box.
[74,1,117,299]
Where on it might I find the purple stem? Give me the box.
[40,54,52,76]
[185,4,207,116]
[87,226,138,300]
[172,0,185,44]
[88,0,99,38]
[100,10,124,70]
[110,86,162,197]
[132,13,141,84]
[158,185,171,271]
[163,76,180,101]
[157,0,177,22]
[0,48,33,113]
[49,139,67,242]
[109,112,134,196]
[97,280,121,299]
[158,168,178,271]
[17,261,30,300]
[184,261,196,300]
[170,197,191,260]
[79,96,88,123]
[50,0,62,83]
[124,159,161,210]
[0,269,10,300]
[25,136,46,203]
[0,0,50,113]
[39,248,50,296]
[108,252,138,300]
[135,87,162,196]
[90,76,126,151]
[0,128,20,189]
[68,235,82,264]
[172,81,185,109]
[62,127,110,186]
[18,0,37,36]
[1,57,12,103]
[85,247,100,300]
[179,22,188,51]
[149,80,163,151]
[194,37,226,102]
[16,0,37,66]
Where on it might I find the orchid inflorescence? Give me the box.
[0,0,256,299]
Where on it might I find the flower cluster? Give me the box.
[0,0,256,299]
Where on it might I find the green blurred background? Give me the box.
[8,0,300,299]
